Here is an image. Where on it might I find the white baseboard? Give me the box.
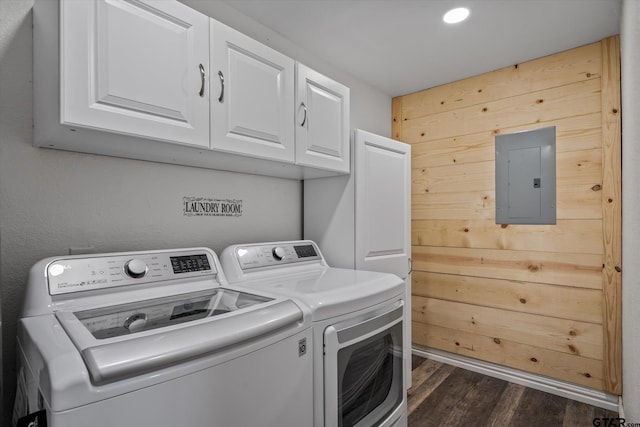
[619,396,625,418]
[412,345,619,412]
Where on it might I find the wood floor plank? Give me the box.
[509,388,567,427]
[563,399,596,426]
[412,354,426,370]
[446,374,508,425]
[409,368,484,426]
[485,382,527,426]
[407,363,456,416]
[408,358,442,397]
[593,406,622,422]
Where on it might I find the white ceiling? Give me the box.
[220,0,622,97]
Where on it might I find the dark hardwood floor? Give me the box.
[409,355,619,426]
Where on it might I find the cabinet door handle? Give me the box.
[218,71,225,103]
[299,102,307,127]
[198,64,205,97]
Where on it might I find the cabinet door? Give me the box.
[61,0,210,147]
[211,20,295,163]
[295,64,350,173]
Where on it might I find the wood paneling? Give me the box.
[600,36,622,394]
[412,246,603,289]
[411,148,601,195]
[392,96,403,140]
[413,322,604,389]
[412,113,602,169]
[412,272,603,323]
[400,42,601,120]
[412,184,602,220]
[412,219,603,254]
[411,190,496,221]
[396,38,621,393]
[402,79,601,142]
[412,297,603,360]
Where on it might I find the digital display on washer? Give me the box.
[170,254,211,274]
[294,245,317,258]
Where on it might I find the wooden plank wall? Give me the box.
[392,37,621,394]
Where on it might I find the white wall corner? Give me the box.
[621,0,640,422]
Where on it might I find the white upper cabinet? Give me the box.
[33,0,351,179]
[59,0,210,147]
[295,64,350,174]
[210,20,296,163]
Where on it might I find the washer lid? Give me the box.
[233,267,404,321]
[56,289,303,385]
[70,288,270,339]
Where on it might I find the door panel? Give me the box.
[355,130,411,279]
[211,20,295,162]
[295,64,350,172]
[63,0,209,146]
[227,50,283,143]
[354,129,412,389]
[508,146,542,218]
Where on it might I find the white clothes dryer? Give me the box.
[13,247,313,427]
[220,240,407,427]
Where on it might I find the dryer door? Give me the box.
[324,301,405,427]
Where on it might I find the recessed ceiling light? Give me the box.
[443,7,470,24]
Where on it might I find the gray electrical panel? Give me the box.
[495,126,556,225]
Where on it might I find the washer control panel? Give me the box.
[47,250,216,295]
[236,242,321,270]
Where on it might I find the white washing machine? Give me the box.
[13,247,313,427]
[220,240,407,427]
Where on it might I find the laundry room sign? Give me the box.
[183,197,243,217]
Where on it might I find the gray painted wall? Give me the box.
[0,0,391,422]
[622,0,640,418]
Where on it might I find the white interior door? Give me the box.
[355,130,411,278]
[354,129,412,388]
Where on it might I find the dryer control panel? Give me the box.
[47,250,217,295]
[235,242,322,270]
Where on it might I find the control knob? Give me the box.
[124,259,147,278]
[124,313,148,333]
[272,247,286,261]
